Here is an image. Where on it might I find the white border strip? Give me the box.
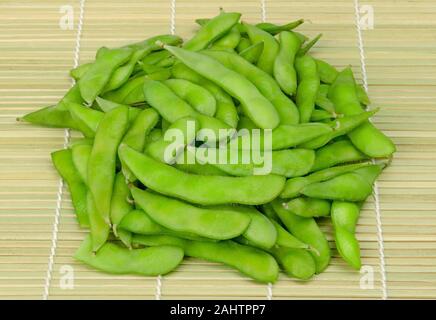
[170,0,176,35]
[260,0,273,301]
[353,0,388,300]
[42,0,86,300]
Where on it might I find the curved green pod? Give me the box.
[131,188,251,240]
[284,197,331,218]
[133,235,279,283]
[163,45,279,129]
[274,31,301,95]
[331,201,362,269]
[328,68,395,157]
[119,144,286,205]
[311,140,367,172]
[88,106,130,224]
[270,246,316,280]
[184,12,241,51]
[243,22,279,75]
[51,149,89,227]
[164,79,217,117]
[75,235,184,276]
[295,54,319,123]
[202,49,299,125]
[271,200,331,273]
[281,162,372,199]
[171,62,239,128]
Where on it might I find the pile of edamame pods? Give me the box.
[19,10,395,283]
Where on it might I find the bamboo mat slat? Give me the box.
[0,0,435,300]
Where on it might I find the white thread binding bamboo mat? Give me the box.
[0,0,435,300]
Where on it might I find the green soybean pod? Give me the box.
[133,235,279,283]
[301,164,384,201]
[311,140,367,172]
[79,47,133,104]
[234,206,277,249]
[103,76,146,104]
[315,58,339,84]
[329,68,396,157]
[271,200,331,273]
[103,47,152,93]
[236,36,251,52]
[238,41,264,64]
[164,45,279,129]
[331,201,362,269]
[272,220,312,251]
[184,12,241,51]
[68,103,104,138]
[140,50,171,66]
[145,117,199,164]
[131,188,250,240]
[310,109,335,122]
[110,172,133,239]
[270,246,316,280]
[315,93,336,114]
[119,209,208,241]
[211,25,241,49]
[128,34,183,51]
[51,149,89,227]
[164,79,217,116]
[202,49,299,125]
[171,62,239,128]
[70,62,93,80]
[295,54,320,123]
[75,235,184,276]
[255,19,304,35]
[88,106,130,224]
[299,109,379,149]
[281,162,372,199]
[119,144,286,205]
[18,104,81,131]
[274,31,301,95]
[71,143,92,185]
[243,22,279,75]
[87,192,110,252]
[284,197,331,218]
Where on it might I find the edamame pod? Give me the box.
[311,140,367,172]
[329,68,396,157]
[184,11,241,51]
[284,197,331,218]
[211,25,241,49]
[88,106,130,224]
[274,31,301,95]
[51,149,89,227]
[110,172,133,236]
[79,47,133,103]
[243,23,279,75]
[301,164,384,201]
[75,235,184,276]
[71,143,92,185]
[164,79,217,116]
[171,62,238,128]
[131,188,251,240]
[103,76,146,104]
[281,162,372,198]
[119,209,208,241]
[87,192,110,252]
[272,220,312,250]
[70,62,93,80]
[133,235,279,283]
[235,206,277,249]
[299,109,379,149]
[202,50,299,125]
[68,103,104,138]
[295,54,320,123]
[236,36,251,52]
[164,45,279,129]
[255,19,304,35]
[270,247,316,280]
[119,144,286,205]
[331,201,362,269]
[271,200,331,273]
[238,41,264,64]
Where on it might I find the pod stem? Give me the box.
[298,33,323,56]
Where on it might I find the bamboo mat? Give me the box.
[0,0,435,300]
